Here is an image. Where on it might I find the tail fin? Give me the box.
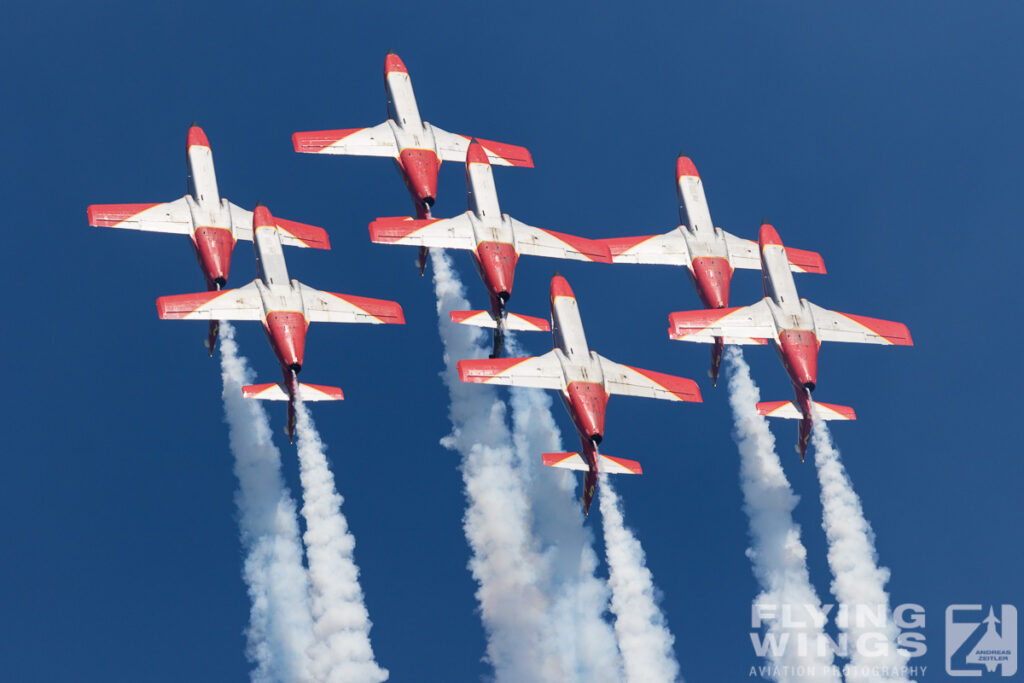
[756,400,856,421]
[542,452,643,475]
[242,383,345,402]
[450,310,550,332]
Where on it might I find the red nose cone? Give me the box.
[475,241,518,303]
[676,155,699,180]
[384,52,408,75]
[466,140,490,166]
[398,148,440,206]
[253,204,275,230]
[550,274,575,301]
[691,257,732,309]
[187,125,210,149]
[194,226,234,286]
[759,223,784,249]
[778,330,819,390]
[265,312,308,370]
[566,382,607,442]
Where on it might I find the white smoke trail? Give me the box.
[811,420,912,683]
[293,400,388,683]
[597,477,680,683]
[724,348,840,683]
[218,322,315,683]
[505,377,622,683]
[431,249,565,682]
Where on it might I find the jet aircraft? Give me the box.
[88,124,330,353]
[667,223,912,459]
[597,154,826,385]
[370,141,611,357]
[293,51,534,275]
[156,205,404,441]
[458,274,702,513]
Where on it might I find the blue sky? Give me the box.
[3,1,1022,680]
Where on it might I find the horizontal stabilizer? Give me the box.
[756,400,856,421]
[450,310,550,332]
[242,383,344,401]
[542,452,643,475]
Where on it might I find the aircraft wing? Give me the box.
[156,282,263,320]
[596,355,702,403]
[368,214,477,251]
[431,126,534,167]
[596,230,691,266]
[509,217,611,263]
[227,203,331,249]
[668,299,776,344]
[808,303,913,345]
[292,121,398,157]
[298,283,405,325]
[457,351,565,390]
[723,232,827,274]
[87,197,192,235]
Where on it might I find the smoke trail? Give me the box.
[505,374,622,683]
[293,400,388,683]
[811,420,911,683]
[724,348,840,683]
[218,322,315,683]
[431,249,565,682]
[597,477,680,683]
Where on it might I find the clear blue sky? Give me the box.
[3,2,1021,680]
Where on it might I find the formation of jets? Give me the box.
[87,51,913,513]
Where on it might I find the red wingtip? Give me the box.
[188,125,210,149]
[384,52,408,75]
[466,139,490,166]
[676,155,699,180]
[550,274,575,301]
[759,223,784,249]
[253,204,275,229]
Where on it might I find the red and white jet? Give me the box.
[293,51,534,274]
[370,141,612,357]
[597,154,827,385]
[156,205,405,442]
[458,274,702,514]
[88,124,330,354]
[668,223,913,459]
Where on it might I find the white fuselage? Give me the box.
[185,143,231,229]
[675,172,729,263]
[466,158,512,244]
[551,290,604,387]
[761,240,813,333]
[253,225,303,313]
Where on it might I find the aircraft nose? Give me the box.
[759,223,784,249]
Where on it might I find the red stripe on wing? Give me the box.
[834,312,913,345]
[87,203,161,227]
[537,229,612,263]
[275,218,330,250]
[596,235,659,258]
[472,137,534,168]
[624,366,702,402]
[542,452,582,468]
[156,290,228,319]
[457,357,534,383]
[668,307,746,339]
[292,128,367,153]
[325,293,405,324]
[368,217,442,243]
[785,247,827,274]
